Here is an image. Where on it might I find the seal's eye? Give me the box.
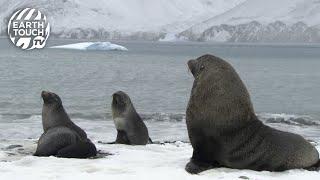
[54,97,60,102]
[200,65,205,71]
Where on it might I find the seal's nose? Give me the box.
[188,59,197,76]
[112,91,121,102]
[41,91,50,99]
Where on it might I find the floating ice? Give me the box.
[50,42,128,51]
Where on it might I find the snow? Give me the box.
[206,30,231,42]
[0,113,320,179]
[1,0,319,42]
[159,33,187,42]
[50,42,128,51]
[0,141,320,180]
[0,0,245,34]
[187,0,320,34]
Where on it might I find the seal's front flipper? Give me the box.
[185,159,218,174]
[305,160,320,171]
[185,149,220,174]
[115,130,131,144]
[57,140,97,158]
[148,137,153,144]
[34,127,78,157]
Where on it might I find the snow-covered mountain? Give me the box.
[180,0,320,42]
[179,21,320,43]
[1,0,320,42]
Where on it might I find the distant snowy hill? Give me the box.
[1,0,320,42]
[179,21,320,43]
[180,0,320,42]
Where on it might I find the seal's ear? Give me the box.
[53,94,62,104]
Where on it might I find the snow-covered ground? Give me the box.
[0,141,320,180]
[1,113,320,179]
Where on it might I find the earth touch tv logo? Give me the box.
[7,8,50,50]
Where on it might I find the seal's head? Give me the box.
[112,91,134,117]
[41,91,67,131]
[41,91,62,108]
[188,54,235,80]
[187,54,254,126]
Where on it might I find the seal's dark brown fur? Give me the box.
[34,91,97,158]
[185,54,319,174]
[111,91,150,145]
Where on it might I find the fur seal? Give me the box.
[111,91,151,145]
[34,91,97,158]
[185,54,319,173]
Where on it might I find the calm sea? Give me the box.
[0,38,320,142]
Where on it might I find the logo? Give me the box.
[7,8,50,50]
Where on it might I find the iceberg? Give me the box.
[50,42,128,51]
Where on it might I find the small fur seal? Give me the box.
[185,54,319,174]
[111,91,151,145]
[34,91,97,158]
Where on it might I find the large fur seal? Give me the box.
[34,91,97,158]
[185,54,319,174]
[111,91,151,145]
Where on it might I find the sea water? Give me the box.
[0,38,320,179]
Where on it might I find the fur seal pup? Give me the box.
[34,91,97,158]
[185,54,319,174]
[111,91,151,145]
